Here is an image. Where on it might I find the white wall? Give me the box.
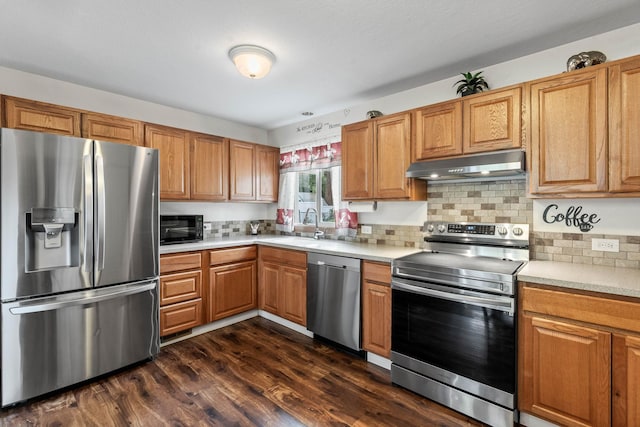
[161,202,274,221]
[0,66,273,223]
[268,22,640,228]
[268,22,640,148]
[0,67,268,144]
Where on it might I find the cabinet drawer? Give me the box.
[210,245,257,266]
[259,246,307,268]
[160,270,202,306]
[160,299,202,337]
[363,261,390,285]
[160,252,202,274]
[521,283,640,333]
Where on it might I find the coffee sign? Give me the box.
[542,204,601,232]
[533,199,640,236]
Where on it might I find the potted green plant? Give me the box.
[454,71,489,97]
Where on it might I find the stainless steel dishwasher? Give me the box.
[307,252,361,351]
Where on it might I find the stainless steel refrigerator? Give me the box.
[0,128,160,407]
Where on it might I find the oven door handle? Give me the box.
[392,279,514,313]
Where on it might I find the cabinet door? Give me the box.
[362,280,391,358]
[3,96,81,136]
[280,266,307,326]
[190,133,228,201]
[520,315,611,427]
[529,69,608,194]
[259,261,280,315]
[256,145,280,202]
[609,57,640,193]
[145,124,190,200]
[229,139,256,201]
[463,86,522,153]
[208,261,256,321]
[613,334,640,427]
[81,112,143,146]
[374,113,413,199]
[413,100,462,160]
[341,121,374,200]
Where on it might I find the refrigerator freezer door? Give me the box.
[93,141,159,287]
[1,129,93,300]
[1,280,160,407]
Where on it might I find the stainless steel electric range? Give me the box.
[391,221,530,427]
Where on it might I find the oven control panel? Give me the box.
[424,221,529,243]
[447,223,495,235]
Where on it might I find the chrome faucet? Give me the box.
[302,207,325,239]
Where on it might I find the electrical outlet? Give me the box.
[591,238,619,252]
[203,222,212,231]
[361,225,372,235]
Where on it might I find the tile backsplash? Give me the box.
[204,219,276,238]
[426,179,533,224]
[198,179,638,269]
[532,231,640,268]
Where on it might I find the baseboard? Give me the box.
[519,412,561,427]
[160,310,259,347]
[366,352,391,370]
[257,310,314,337]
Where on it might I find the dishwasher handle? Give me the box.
[307,253,360,272]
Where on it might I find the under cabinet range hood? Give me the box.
[406,149,526,182]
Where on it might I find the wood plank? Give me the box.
[0,318,484,426]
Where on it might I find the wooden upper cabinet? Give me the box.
[145,124,190,200]
[342,120,374,199]
[374,113,412,199]
[342,113,425,201]
[528,68,608,195]
[229,139,256,201]
[609,56,640,193]
[414,100,462,160]
[81,112,143,146]
[256,145,280,202]
[463,85,522,153]
[2,96,81,136]
[190,133,228,201]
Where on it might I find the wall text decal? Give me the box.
[542,204,601,232]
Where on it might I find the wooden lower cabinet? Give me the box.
[519,283,640,427]
[160,299,203,337]
[258,247,307,326]
[159,252,204,337]
[520,315,611,426]
[361,261,391,358]
[613,334,640,427]
[208,246,257,322]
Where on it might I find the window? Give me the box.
[295,169,335,227]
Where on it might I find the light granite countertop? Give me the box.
[518,260,640,299]
[160,235,420,263]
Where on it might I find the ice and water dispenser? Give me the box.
[25,207,80,271]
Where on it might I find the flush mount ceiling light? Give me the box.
[228,45,276,79]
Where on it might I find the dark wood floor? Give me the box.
[1,317,485,426]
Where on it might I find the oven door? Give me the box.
[391,277,516,407]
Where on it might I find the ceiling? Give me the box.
[2,1,640,130]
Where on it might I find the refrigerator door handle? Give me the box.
[7,281,157,315]
[95,153,106,274]
[83,154,94,274]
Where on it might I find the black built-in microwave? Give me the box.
[160,215,203,245]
